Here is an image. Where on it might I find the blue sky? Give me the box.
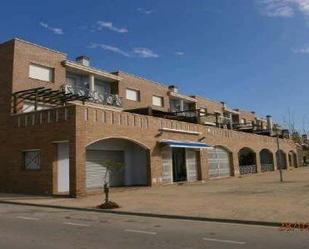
[1,0,309,131]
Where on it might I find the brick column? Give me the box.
[256,152,262,173]
[232,152,240,176]
[273,152,278,170]
[149,146,163,185]
[199,149,208,181]
[69,106,87,197]
[69,140,86,197]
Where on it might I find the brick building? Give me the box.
[0,38,299,197]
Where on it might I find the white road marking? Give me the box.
[203,237,246,245]
[63,222,90,227]
[124,229,157,235]
[16,216,39,221]
[178,219,279,230]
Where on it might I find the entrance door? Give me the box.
[57,142,70,193]
[172,148,187,182]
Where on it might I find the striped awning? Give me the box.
[160,139,212,149]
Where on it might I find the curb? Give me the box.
[0,200,282,228]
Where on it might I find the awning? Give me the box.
[160,139,212,149]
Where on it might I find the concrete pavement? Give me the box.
[1,167,309,223]
[0,203,308,249]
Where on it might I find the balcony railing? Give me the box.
[62,83,122,107]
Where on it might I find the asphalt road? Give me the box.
[0,203,308,249]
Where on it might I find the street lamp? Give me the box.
[275,124,283,182]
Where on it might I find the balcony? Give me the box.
[62,83,122,107]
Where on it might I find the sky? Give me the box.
[0,0,308,132]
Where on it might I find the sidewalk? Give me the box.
[1,167,309,224]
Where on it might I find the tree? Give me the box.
[97,160,124,209]
[282,109,303,143]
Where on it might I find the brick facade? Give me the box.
[0,38,299,197]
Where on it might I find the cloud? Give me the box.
[88,43,159,58]
[39,22,63,35]
[259,0,309,18]
[292,46,309,53]
[88,43,130,57]
[133,47,159,58]
[137,8,154,14]
[175,51,184,56]
[96,21,128,33]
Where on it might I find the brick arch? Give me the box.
[85,136,151,187]
[259,148,274,172]
[276,149,288,170]
[86,136,151,150]
[238,147,257,175]
[213,144,233,153]
[288,150,298,168]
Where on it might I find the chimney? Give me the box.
[266,115,273,132]
[76,56,90,67]
[168,85,178,93]
[220,101,226,108]
[251,111,256,115]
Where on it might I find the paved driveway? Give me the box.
[1,167,309,223]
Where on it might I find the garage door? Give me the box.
[86,150,124,189]
[208,147,231,178]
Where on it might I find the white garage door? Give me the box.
[86,150,124,189]
[208,147,231,178]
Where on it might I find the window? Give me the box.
[152,96,164,107]
[29,64,54,82]
[23,150,41,170]
[170,99,181,112]
[126,88,140,101]
[240,118,246,124]
[95,80,111,95]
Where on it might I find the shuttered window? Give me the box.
[152,96,164,107]
[29,64,54,82]
[23,150,41,170]
[126,88,140,101]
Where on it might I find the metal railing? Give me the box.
[172,109,198,118]
[239,165,257,175]
[261,163,274,172]
[62,83,122,107]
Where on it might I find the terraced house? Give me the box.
[0,38,300,197]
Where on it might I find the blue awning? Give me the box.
[160,139,212,149]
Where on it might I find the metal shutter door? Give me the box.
[86,150,124,189]
[162,147,173,184]
[216,148,231,177]
[186,149,198,182]
[208,148,231,178]
[208,149,219,177]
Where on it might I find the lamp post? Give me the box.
[275,125,283,182]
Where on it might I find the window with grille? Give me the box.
[23,150,41,170]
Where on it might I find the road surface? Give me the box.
[0,203,308,249]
